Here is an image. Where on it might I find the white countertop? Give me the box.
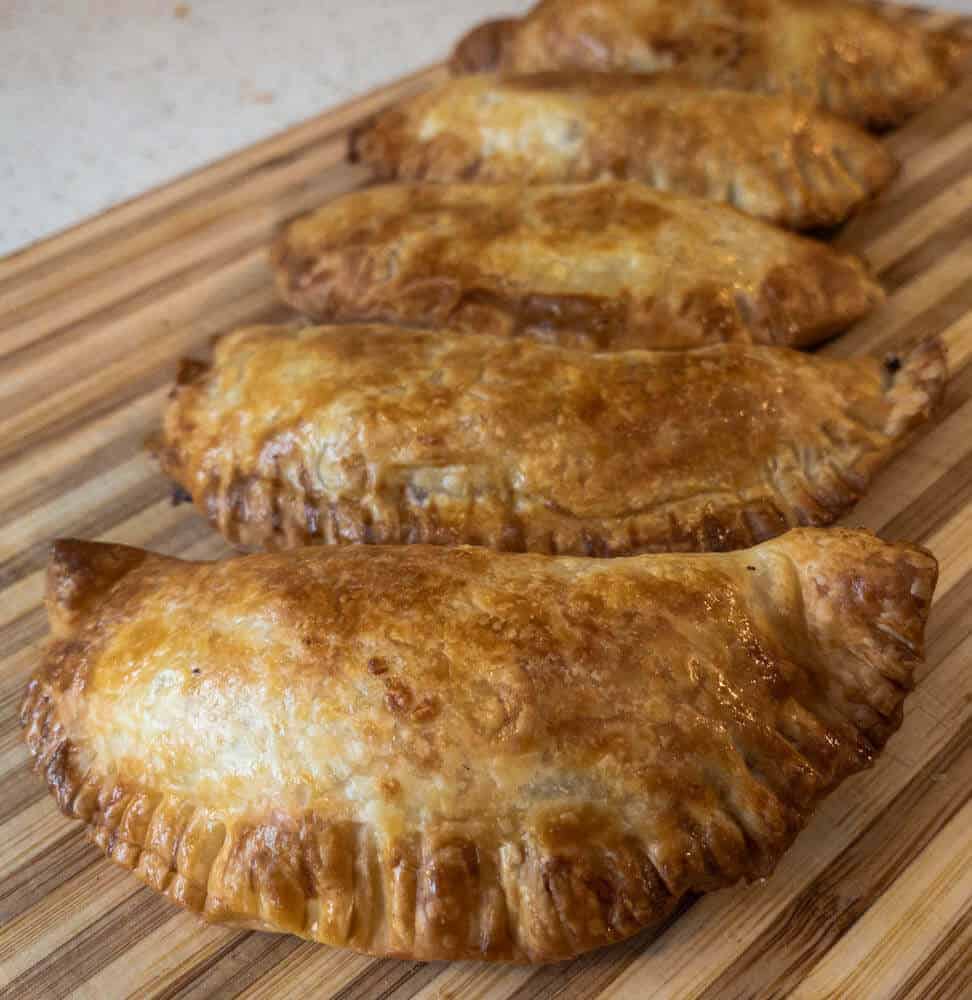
[2,0,969,256]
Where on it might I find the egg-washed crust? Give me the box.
[23,528,937,962]
[350,73,897,230]
[272,182,883,352]
[154,325,945,555]
[450,0,963,129]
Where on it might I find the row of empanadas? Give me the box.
[22,0,955,968]
[273,181,883,351]
[294,2,965,355]
[24,528,938,960]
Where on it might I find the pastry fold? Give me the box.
[155,325,945,555]
[352,73,897,229]
[273,182,884,351]
[451,0,961,129]
[25,528,937,961]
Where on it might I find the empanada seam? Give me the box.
[191,469,796,555]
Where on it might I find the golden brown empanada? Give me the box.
[273,182,883,350]
[24,528,937,961]
[155,324,944,554]
[351,73,897,229]
[452,0,960,129]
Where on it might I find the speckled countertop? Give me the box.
[2,0,969,256]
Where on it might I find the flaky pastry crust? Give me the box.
[155,325,945,555]
[24,529,937,961]
[273,182,883,351]
[451,0,962,129]
[351,73,897,230]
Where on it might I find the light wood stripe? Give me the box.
[0,800,78,885]
[0,151,364,367]
[863,170,972,275]
[887,119,972,191]
[73,917,245,1000]
[0,832,99,933]
[0,276,276,465]
[0,890,175,999]
[842,239,972,346]
[232,946,378,1000]
[881,203,972,293]
[0,138,351,336]
[885,909,972,1000]
[791,800,972,1000]
[1,5,970,997]
[0,865,140,986]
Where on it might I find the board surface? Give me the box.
[2,5,972,998]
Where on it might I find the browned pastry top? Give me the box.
[24,529,937,960]
[156,325,944,554]
[451,0,960,128]
[273,182,884,350]
[352,73,896,229]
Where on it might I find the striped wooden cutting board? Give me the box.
[2,5,972,998]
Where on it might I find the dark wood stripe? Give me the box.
[0,477,171,593]
[865,136,972,241]
[0,139,345,335]
[0,299,291,468]
[0,144,357,370]
[884,76,972,163]
[0,231,271,389]
[0,886,175,999]
[881,201,972,291]
[0,829,101,926]
[881,452,972,544]
[328,957,442,1000]
[150,930,251,1000]
[888,897,972,1000]
[1,656,43,731]
[0,610,46,675]
[836,83,972,249]
[0,765,48,831]
[159,933,301,1000]
[894,274,972,351]
[919,560,972,670]
[506,901,695,1000]
[0,420,159,524]
[0,361,198,472]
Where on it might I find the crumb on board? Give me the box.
[174,3,190,19]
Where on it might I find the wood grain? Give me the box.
[2,5,972,998]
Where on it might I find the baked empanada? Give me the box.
[351,73,896,229]
[452,0,960,129]
[273,182,883,350]
[155,325,945,555]
[24,528,937,961]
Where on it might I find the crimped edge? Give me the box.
[21,673,681,962]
